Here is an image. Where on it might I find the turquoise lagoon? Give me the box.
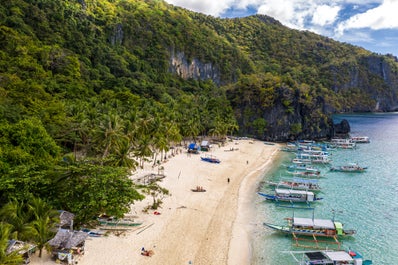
[251,113,398,264]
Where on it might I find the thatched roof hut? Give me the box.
[48,230,88,250]
[7,240,36,263]
[58,210,75,230]
[6,240,35,255]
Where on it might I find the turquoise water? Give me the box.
[251,113,398,264]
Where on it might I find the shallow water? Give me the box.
[251,113,398,264]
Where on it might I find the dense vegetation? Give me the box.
[1,0,398,260]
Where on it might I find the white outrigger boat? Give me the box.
[266,178,322,192]
[286,249,372,265]
[258,189,322,203]
[264,216,356,237]
[350,136,370,143]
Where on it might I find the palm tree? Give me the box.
[93,113,126,160]
[28,198,59,258]
[134,135,153,168]
[0,200,34,242]
[109,137,138,169]
[0,223,24,265]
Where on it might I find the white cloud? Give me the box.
[336,0,398,35]
[312,5,341,26]
[165,0,235,17]
[257,0,315,30]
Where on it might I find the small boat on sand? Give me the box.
[200,155,221,163]
[191,186,206,192]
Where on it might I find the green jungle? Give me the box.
[1,0,398,262]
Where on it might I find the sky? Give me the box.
[164,0,398,57]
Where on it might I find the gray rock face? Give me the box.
[169,51,220,85]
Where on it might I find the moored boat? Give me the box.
[330,163,367,173]
[258,189,322,203]
[287,249,373,265]
[350,136,370,143]
[287,164,319,172]
[266,178,321,192]
[288,170,322,178]
[264,216,356,237]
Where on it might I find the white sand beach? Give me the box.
[30,139,280,265]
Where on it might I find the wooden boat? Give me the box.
[98,216,142,227]
[330,163,367,173]
[288,171,321,178]
[287,249,373,265]
[200,155,220,163]
[191,186,206,192]
[287,164,319,173]
[350,136,370,143]
[264,216,356,237]
[330,138,356,149]
[266,178,321,192]
[258,189,322,203]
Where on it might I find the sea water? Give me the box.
[251,113,398,264]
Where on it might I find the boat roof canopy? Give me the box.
[275,189,313,195]
[293,217,335,229]
[324,251,354,261]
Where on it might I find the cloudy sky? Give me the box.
[165,0,398,57]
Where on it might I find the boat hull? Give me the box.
[263,222,356,237]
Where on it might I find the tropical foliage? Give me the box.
[1,0,398,260]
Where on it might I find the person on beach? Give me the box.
[227,178,230,183]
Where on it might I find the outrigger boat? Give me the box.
[286,249,373,265]
[287,164,320,173]
[97,215,142,227]
[258,189,322,203]
[264,216,356,237]
[350,136,370,143]
[266,178,321,192]
[330,163,367,173]
[288,171,322,178]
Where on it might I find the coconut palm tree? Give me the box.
[28,198,59,258]
[93,113,126,160]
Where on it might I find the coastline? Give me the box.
[30,139,281,265]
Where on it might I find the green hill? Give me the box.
[1,0,398,224]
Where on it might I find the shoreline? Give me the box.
[30,139,281,265]
[228,147,280,265]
